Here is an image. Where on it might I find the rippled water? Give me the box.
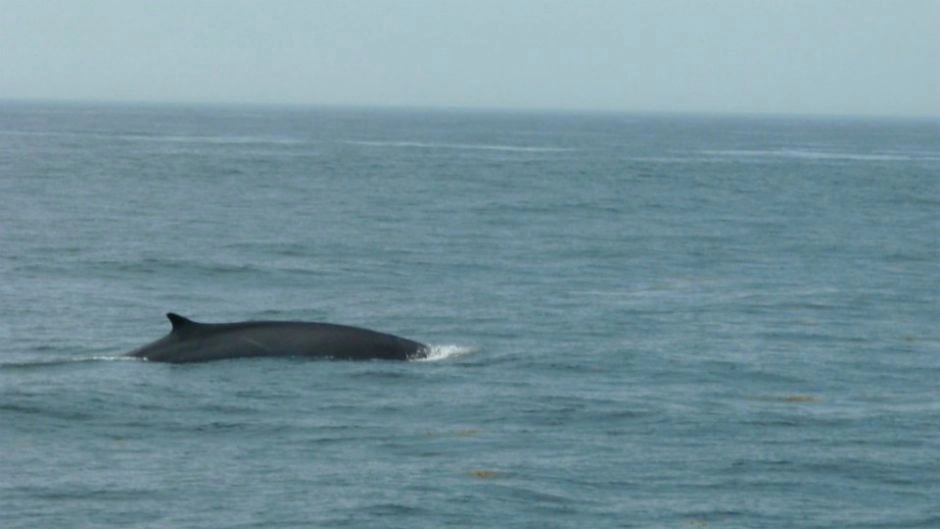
[1,102,938,528]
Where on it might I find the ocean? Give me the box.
[1,101,937,528]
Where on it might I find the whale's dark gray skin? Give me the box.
[125,313,428,363]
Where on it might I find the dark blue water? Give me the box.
[1,102,938,528]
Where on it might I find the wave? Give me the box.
[0,129,307,146]
[87,257,270,277]
[699,148,939,162]
[127,134,307,146]
[0,349,472,369]
[341,140,573,153]
[414,344,479,362]
[0,355,139,370]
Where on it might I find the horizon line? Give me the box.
[2,96,938,122]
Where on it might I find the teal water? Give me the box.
[1,102,938,528]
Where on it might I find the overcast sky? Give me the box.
[1,0,938,117]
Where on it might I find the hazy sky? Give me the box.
[1,0,938,116]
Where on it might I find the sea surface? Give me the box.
[1,101,937,528]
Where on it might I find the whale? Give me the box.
[125,313,428,363]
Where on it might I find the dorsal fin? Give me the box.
[166,312,195,331]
